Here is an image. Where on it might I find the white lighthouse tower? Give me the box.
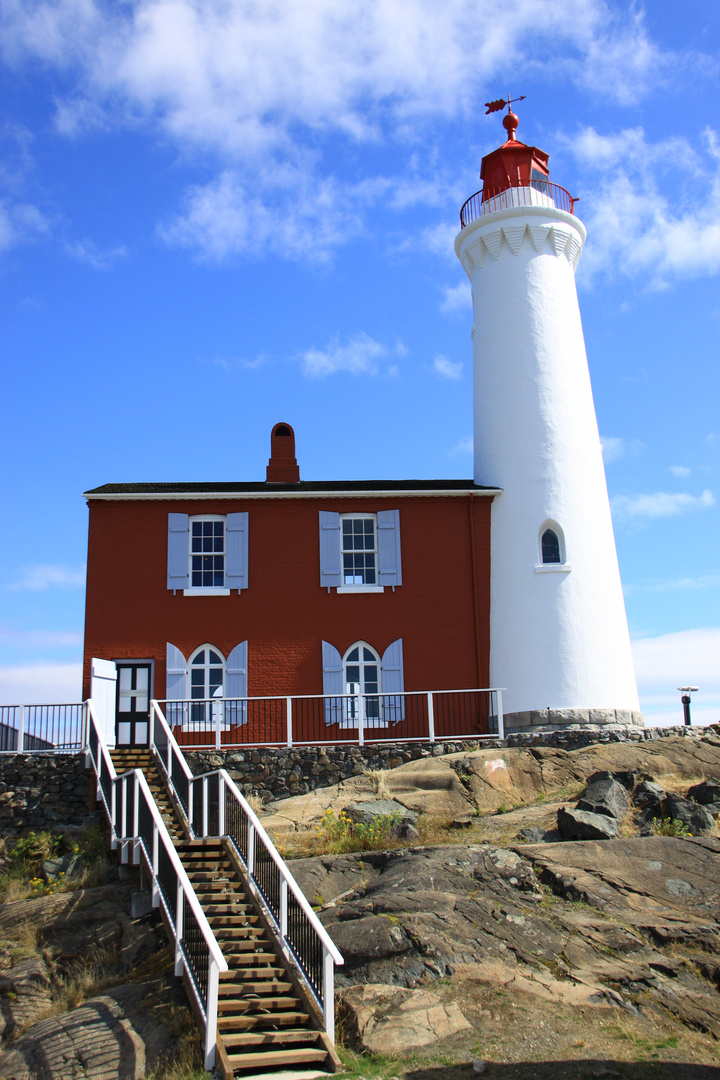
[455,103,642,733]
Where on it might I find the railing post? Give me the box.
[247,822,255,877]
[174,884,184,976]
[151,821,160,906]
[218,774,225,837]
[133,772,140,865]
[286,697,292,748]
[496,689,504,740]
[358,694,364,747]
[280,878,288,940]
[111,766,117,848]
[17,705,25,753]
[322,944,335,1038]
[121,776,127,863]
[188,778,194,833]
[204,958,220,1071]
[427,693,435,743]
[202,776,208,838]
[149,701,155,747]
[215,700,221,751]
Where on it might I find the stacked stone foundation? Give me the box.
[503,707,645,734]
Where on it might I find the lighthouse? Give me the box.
[455,103,643,732]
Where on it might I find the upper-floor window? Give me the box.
[191,517,225,587]
[341,515,377,586]
[167,512,248,595]
[319,509,402,592]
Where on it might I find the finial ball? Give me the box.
[503,111,519,139]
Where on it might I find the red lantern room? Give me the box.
[479,108,550,203]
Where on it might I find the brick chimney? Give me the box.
[266,422,300,483]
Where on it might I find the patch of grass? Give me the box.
[0,826,113,902]
[315,809,402,853]
[365,769,392,800]
[146,1003,204,1080]
[336,1045,408,1077]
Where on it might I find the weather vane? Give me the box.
[485,94,526,115]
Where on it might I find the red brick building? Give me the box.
[83,423,497,745]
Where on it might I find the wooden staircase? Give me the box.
[110,748,339,1077]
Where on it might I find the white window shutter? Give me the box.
[381,637,405,723]
[377,509,402,587]
[167,514,189,590]
[322,640,343,725]
[226,513,249,592]
[166,642,187,728]
[226,641,248,726]
[319,511,341,588]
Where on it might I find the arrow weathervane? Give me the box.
[485,94,526,115]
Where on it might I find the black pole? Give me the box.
[682,695,692,727]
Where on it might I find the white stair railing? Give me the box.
[86,701,228,1070]
[150,700,344,1039]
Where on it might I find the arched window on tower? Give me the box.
[188,645,224,728]
[537,520,568,570]
[541,528,561,564]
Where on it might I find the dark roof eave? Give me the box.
[83,479,501,500]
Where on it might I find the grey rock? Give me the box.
[343,800,417,827]
[688,781,720,805]
[634,780,665,811]
[557,806,619,840]
[130,890,153,919]
[42,852,85,884]
[666,793,715,835]
[391,822,420,842]
[577,778,630,820]
[515,827,547,844]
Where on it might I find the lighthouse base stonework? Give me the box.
[504,707,645,734]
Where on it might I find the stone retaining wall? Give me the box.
[0,754,94,835]
[0,725,711,833]
[184,724,708,802]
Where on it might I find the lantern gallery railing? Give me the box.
[460,181,576,228]
[154,687,504,750]
[86,701,228,1071]
[149,701,344,1038]
[0,703,86,753]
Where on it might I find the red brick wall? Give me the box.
[82,495,492,700]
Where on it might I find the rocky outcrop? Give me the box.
[291,837,720,1039]
[337,983,470,1053]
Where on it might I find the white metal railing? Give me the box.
[156,687,504,750]
[86,702,228,1070]
[150,700,344,1037]
[0,703,86,753]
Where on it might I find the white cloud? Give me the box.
[625,575,720,595]
[8,564,86,591]
[440,281,472,314]
[669,465,692,477]
[449,435,473,456]
[600,435,644,464]
[611,489,715,522]
[66,238,127,269]
[572,126,720,287]
[433,354,462,379]
[0,662,83,705]
[0,198,49,250]
[300,333,392,378]
[0,627,83,649]
[631,627,720,728]
[0,1,691,263]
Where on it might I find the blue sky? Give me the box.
[1,0,718,726]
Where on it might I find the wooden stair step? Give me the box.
[217,967,286,983]
[214,927,265,938]
[218,981,293,994]
[217,1011,308,1030]
[207,915,259,925]
[223,1047,328,1069]
[218,996,300,1012]
[221,1029,319,1049]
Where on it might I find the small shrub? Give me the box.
[316,808,401,853]
[650,817,692,838]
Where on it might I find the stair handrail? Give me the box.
[149,699,344,1040]
[190,766,344,1039]
[86,703,228,1071]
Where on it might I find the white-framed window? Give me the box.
[190,516,226,589]
[318,509,401,592]
[535,520,571,573]
[343,641,382,725]
[341,514,378,587]
[188,644,225,729]
[167,512,248,595]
